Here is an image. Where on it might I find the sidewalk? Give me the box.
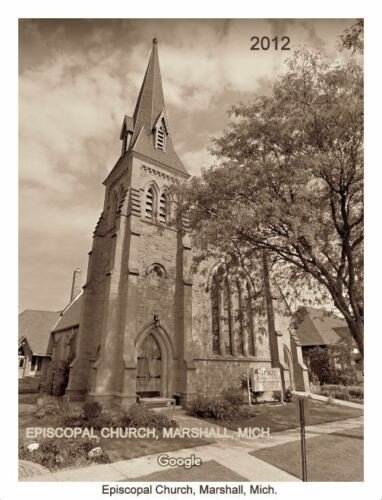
[21,412,363,482]
[293,391,364,410]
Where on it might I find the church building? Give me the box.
[63,38,308,408]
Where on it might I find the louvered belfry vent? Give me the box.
[159,192,167,223]
[156,124,166,151]
[145,187,154,219]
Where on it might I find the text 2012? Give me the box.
[250,36,290,51]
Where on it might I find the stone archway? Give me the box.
[135,325,172,398]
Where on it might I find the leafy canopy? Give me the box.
[176,45,363,355]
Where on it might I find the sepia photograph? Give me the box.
[18,18,364,486]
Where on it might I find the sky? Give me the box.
[19,18,356,312]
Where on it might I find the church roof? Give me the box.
[117,38,189,178]
[131,126,188,175]
[52,292,83,333]
[294,307,350,347]
[19,310,61,356]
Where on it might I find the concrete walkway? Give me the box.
[19,460,50,479]
[293,391,364,409]
[21,412,363,482]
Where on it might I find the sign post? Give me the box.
[298,397,308,482]
[246,368,252,406]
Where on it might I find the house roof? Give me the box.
[294,307,350,347]
[52,292,83,333]
[19,310,60,356]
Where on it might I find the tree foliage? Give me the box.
[304,344,359,386]
[340,19,364,53]
[176,30,364,356]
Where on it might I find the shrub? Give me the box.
[222,387,245,406]
[19,437,110,471]
[347,386,364,399]
[304,343,360,386]
[34,395,68,419]
[284,387,294,403]
[61,401,123,430]
[321,390,351,401]
[51,360,70,397]
[83,401,102,420]
[319,384,363,402]
[326,395,335,406]
[121,404,177,430]
[188,397,234,420]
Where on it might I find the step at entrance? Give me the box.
[139,397,176,409]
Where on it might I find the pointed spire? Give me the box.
[132,38,166,143]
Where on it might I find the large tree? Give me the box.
[176,33,364,356]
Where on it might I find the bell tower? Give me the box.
[66,38,193,408]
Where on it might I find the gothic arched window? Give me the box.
[211,274,220,355]
[210,264,256,358]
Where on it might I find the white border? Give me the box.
[2,1,380,499]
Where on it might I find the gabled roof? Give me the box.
[131,126,188,175]
[52,292,83,333]
[294,307,350,347]
[19,310,60,356]
[120,115,134,139]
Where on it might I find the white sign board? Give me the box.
[251,367,282,392]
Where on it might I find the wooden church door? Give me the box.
[136,333,162,396]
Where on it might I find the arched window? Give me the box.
[211,275,220,355]
[147,263,167,279]
[145,187,154,220]
[210,264,257,358]
[222,278,233,355]
[245,282,256,356]
[159,192,168,223]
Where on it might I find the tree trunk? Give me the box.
[346,318,364,360]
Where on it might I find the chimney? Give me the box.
[70,268,83,301]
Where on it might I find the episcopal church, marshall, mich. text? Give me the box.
[44,38,309,408]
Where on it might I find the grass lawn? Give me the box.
[126,460,248,482]
[19,411,210,467]
[209,400,363,433]
[251,426,363,481]
[102,435,209,463]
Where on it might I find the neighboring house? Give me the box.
[291,307,360,370]
[18,310,60,379]
[20,269,84,390]
[44,291,82,394]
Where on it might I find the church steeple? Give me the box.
[123,38,189,176]
[132,38,167,143]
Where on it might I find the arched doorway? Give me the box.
[136,333,162,397]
